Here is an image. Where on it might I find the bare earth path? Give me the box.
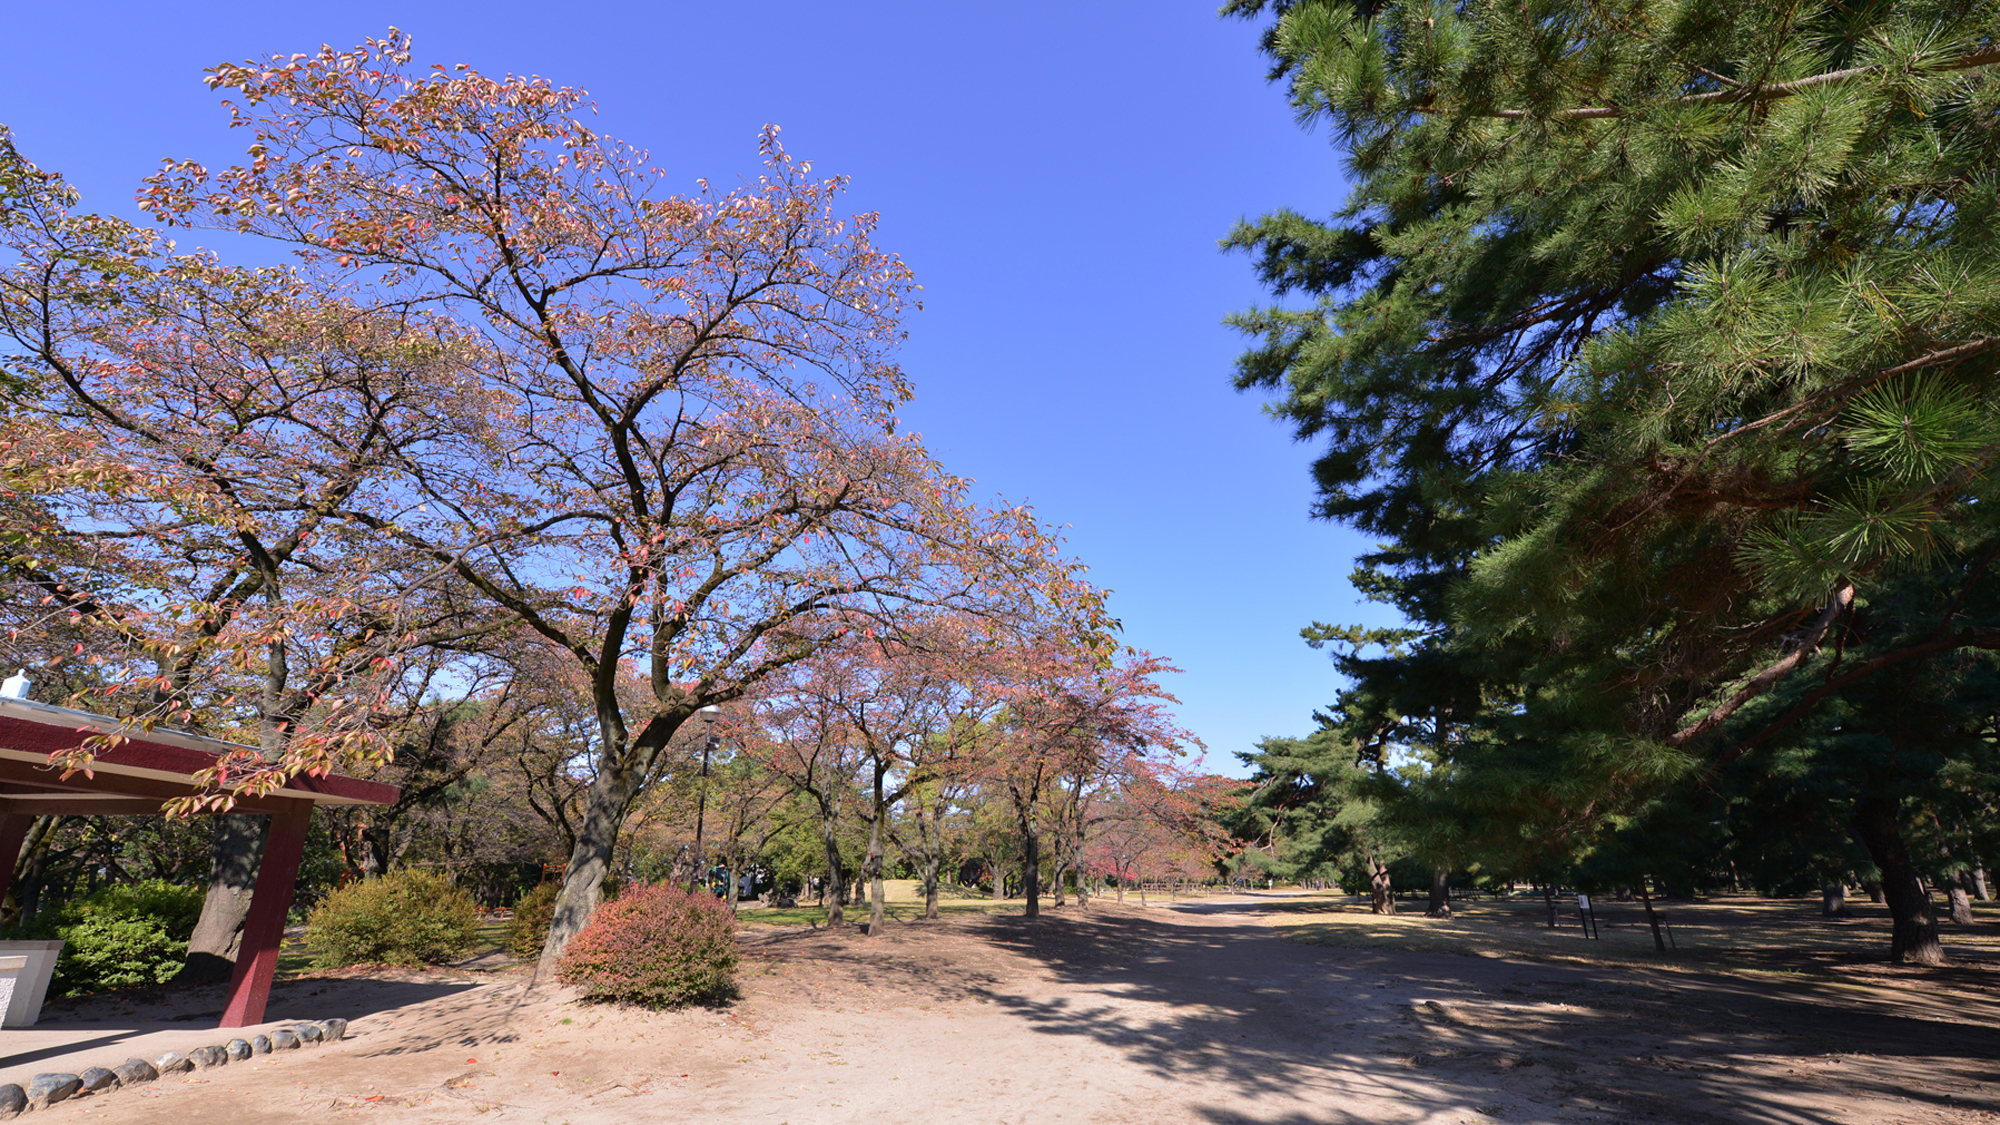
[48,895,2000,1124]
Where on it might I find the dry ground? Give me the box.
[31,892,2000,1125]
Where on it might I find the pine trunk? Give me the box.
[1851,795,1944,965]
[1948,884,1974,926]
[1821,881,1848,917]
[1369,852,1394,915]
[1639,878,1667,954]
[1425,867,1451,918]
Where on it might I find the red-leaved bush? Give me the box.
[555,883,738,1007]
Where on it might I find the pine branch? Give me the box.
[1411,45,2000,121]
[1719,626,2000,764]
[1668,583,1854,747]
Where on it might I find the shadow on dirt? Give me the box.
[953,900,2000,1125]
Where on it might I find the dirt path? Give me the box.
[48,896,2000,1124]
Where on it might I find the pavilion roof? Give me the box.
[0,697,398,816]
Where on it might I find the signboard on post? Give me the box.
[1575,893,1600,939]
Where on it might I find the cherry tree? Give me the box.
[976,638,1193,918]
[138,33,1097,962]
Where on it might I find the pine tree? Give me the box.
[1226,0,2000,962]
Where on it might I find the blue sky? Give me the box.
[3,1,1399,772]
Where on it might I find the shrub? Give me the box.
[557,882,737,1007]
[507,881,560,960]
[303,869,480,969]
[70,880,205,940]
[50,915,184,996]
[6,880,207,997]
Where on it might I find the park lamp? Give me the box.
[690,704,721,893]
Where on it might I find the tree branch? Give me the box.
[1668,582,1854,747]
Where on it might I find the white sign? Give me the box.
[1576,894,1591,911]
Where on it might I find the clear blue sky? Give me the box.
[2,1,1398,773]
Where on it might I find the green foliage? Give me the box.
[1224,0,2000,936]
[556,883,738,1008]
[61,879,204,940]
[12,880,207,997]
[302,869,479,969]
[48,916,184,997]
[507,881,559,961]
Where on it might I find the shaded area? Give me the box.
[958,897,2000,1124]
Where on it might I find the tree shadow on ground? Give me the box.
[957,901,2000,1125]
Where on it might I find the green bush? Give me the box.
[69,880,206,940]
[50,915,184,996]
[7,880,207,997]
[557,882,737,1008]
[507,881,560,960]
[302,869,479,969]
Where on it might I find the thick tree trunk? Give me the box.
[1851,795,1944,965]
[1862,879,1885,903]
[535,766,635,980]
[989,861,1007,900]
[1821,881,1848,917]
[1425,867,1451,918]
[180,814,269,983]
[1075,863,1089,909]
[1947,884,1974,925]
[1974,866,1990,901]
[1368,852,1394,915]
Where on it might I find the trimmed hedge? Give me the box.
[302,869,479,969]
[557,883,736,1007]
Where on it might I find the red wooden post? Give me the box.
[0,814,31,911]
[219,801,312,1028]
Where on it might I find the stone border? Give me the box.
[0,1018,347,1116]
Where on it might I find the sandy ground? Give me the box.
[28,894,2000,1124]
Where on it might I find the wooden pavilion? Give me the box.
[0,696,398,1027]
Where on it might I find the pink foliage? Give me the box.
[556,883,738,1007]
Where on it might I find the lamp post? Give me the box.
[689,706,720,893]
